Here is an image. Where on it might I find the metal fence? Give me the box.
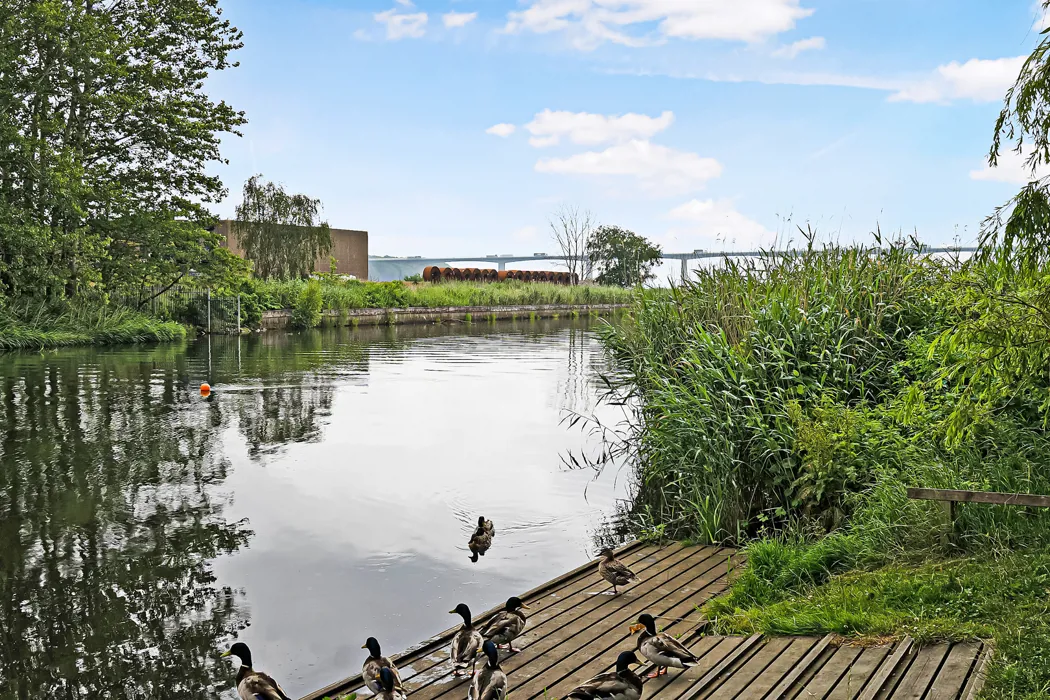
[113,285,242,334]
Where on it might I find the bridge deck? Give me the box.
[301,542,989,700]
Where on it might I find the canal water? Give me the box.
[0,318,632,699]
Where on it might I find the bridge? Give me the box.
[367,246,977,282]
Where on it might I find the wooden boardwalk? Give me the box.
[302,542,990,700]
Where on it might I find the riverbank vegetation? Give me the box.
[0,302,186,350]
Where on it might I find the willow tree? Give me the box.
[233,175,332,279]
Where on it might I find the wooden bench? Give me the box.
[907,488,1050,544]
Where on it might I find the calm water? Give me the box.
[0,319,632,699]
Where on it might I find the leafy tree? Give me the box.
[0,0,245,299]
[588,225,662,288]
[233,175,332,280]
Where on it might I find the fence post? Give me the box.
[237,294,241,332]
[207,288,212,334]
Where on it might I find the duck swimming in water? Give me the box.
[469,516,495,563]
[629,613,699,678]
[221,642,292,700]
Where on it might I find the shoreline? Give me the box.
[256,303,629,330]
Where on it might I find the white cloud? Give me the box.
[505,0,814,50]
[1035,1,1050,31]
[512,225,540,242]
[486,123,517,137]
[443,11,478,28]
[772,36,825,59]
[535,140,722,194]
[889,56,1025,104]
[970,149,1049,184]
[665,199,776,249]
[525,109,674,148]
[375,8,428,40]
[395,0,415,6]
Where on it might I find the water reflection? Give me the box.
[0,318,629,698]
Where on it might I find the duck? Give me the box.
[565,651,643,700]
[479,596,530,653]
[450,603,484,676]
[598,548,638,595]
[374,666,407,700]
[469,516,495,563]
[362,637,403,694]
[221,642,293,700]
[628,613,699,678]
[468,640,508,700]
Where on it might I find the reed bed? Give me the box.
[0,302,186,350]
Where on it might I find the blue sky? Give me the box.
[208,0,1049,268]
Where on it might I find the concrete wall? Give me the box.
[258,303,628,329]
[215,220,368,279]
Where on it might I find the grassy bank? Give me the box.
[598,239,1050,698]
[0,303,186,350]
[253,278,635,313]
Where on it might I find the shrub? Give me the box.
[291,280,323,329]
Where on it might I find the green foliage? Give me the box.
[403,274,424,282]
[291,281,323,329]
[588,225,662,287]
[0,0,246,301]
[233,175,331,280]
[0,301,186,350]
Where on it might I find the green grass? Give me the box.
[253,278,634,312]
[0,302,186,350]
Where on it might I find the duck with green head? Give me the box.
[221,642,292,700]
[565,651,643,700]
[628,613,698,678]
[362,637,403,694]
[450,602,484,676]
[469,640,508,700]
[374,666,407,700]
[479,596,530,653]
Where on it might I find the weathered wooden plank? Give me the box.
[792,644,862,699]
[827,645,891,700]
[781,644,838,699]
[856,638,913,700]
[698,636,793,698]
[420,546,731,700]
[926,643,981,700]
[888,644,950,699]
[498,553,735,700]
[300,540,659,700]
[734,637,822,700]
[674,634,764,699]
[764,634,834,700]
[639,635,727,699]
[907,487,1050,508]
[959,643,993,700]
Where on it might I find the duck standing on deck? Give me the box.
[598,548,638,595]
[221,642,293,700]
[480,596,530,653]
[628,613,699,678]
[468,640,508,700]
[566,651,643,700]
[374,667,407,700]
[362,637,403,694]
[450,603,484,676]
[469,516,495,563]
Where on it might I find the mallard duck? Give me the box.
[468,640,508,700]
[628,613,698,678]
[362,637,402,694]
[374,666,407,700]
[598,548,638,595]
[450,603,484,676]
[469,516,495,563]
[566,651,643,700]
[221,642,292,700]
[480,596,530,653]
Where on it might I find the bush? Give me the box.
[291,280,323,329]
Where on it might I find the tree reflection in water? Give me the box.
[0,352,251,699]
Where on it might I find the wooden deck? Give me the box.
[301,542,990,700]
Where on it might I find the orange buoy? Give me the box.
[200,383,211,396]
